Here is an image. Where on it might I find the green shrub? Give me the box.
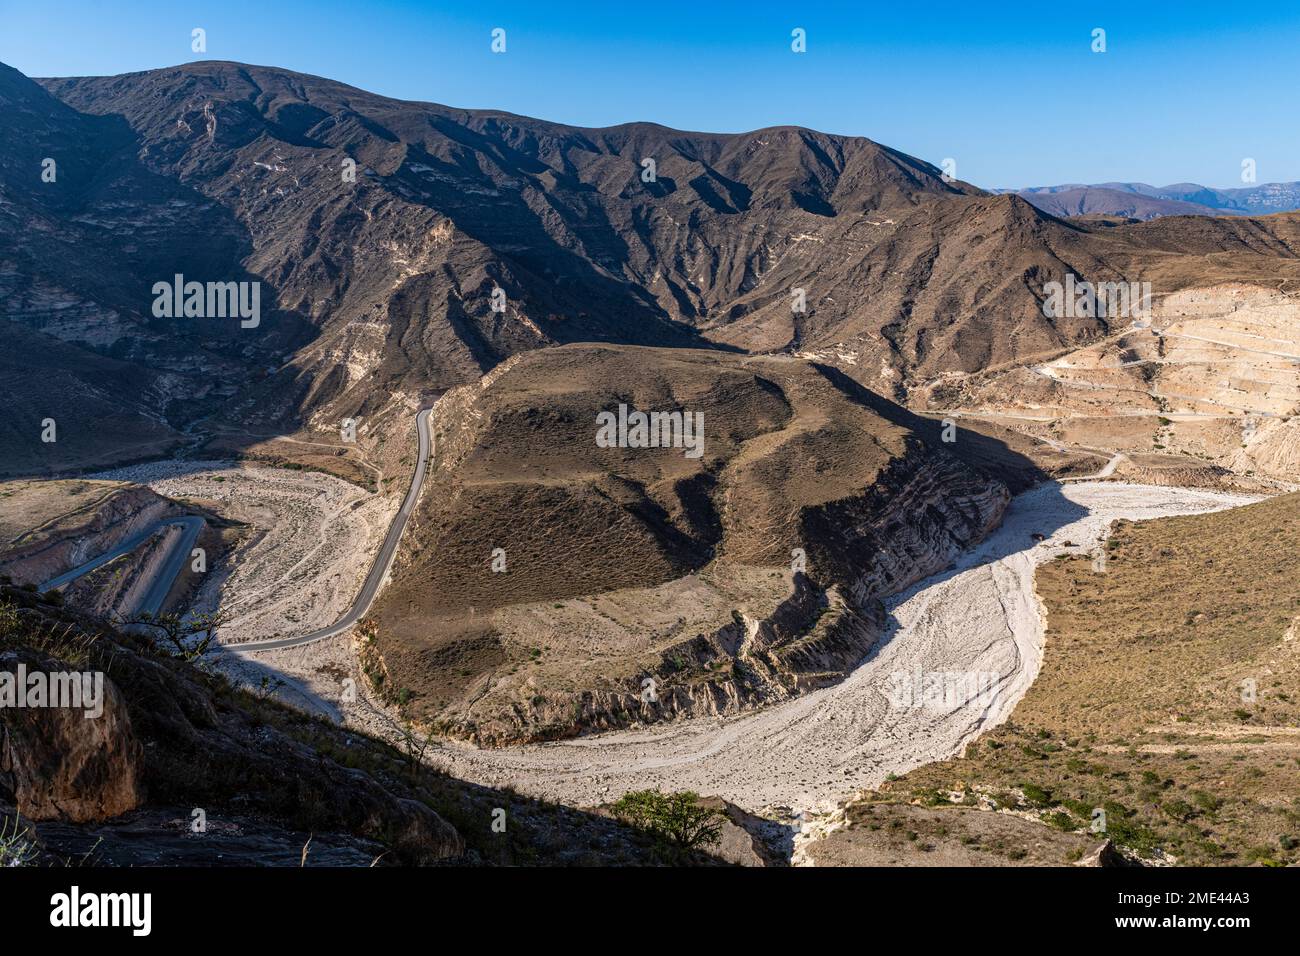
[1020,783,1053,806]
[1045,811,1078,832]
[1191,790,1223,814]
[609,790,724,850]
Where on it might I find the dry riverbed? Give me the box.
[90,460,398,713]
[88,464,1258,836]
[407,482,1255,820]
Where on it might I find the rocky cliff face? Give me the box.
[367,345,1013,745]
[808,442,1010,604]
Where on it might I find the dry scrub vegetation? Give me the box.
[369,344,1010,745]
[853,492,1300,865]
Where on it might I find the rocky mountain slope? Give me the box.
[1012,186,1247,221]
[0,585,461,863]
[366,344,1011,744]
[0,62,310,477]
[7,58,1300,482]
[927,284,1300,484]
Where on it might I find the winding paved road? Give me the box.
[40,516,205,618]
[38,408,431,656]
[223,407,432,654]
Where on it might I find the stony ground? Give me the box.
[392,483,1253,820]
[89,460,399,719]
[870,492,1300,866]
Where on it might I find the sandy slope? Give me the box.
[417,482,1255,814]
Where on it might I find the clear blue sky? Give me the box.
[2,0,1297,189]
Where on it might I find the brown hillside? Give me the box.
[8,58,1300,480]
[831,493,1300,866]
[368,344,1011,744]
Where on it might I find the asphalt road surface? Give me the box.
[40,515,205,617]
[224,406,432,654]
[37,407,429,658]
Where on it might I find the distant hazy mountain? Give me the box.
[1003,181,1300,220]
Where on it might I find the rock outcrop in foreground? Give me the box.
[370,345,1013,744]
[1,585,730,866]
[0,586,461,863]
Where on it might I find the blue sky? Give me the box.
[2,0,1297,189]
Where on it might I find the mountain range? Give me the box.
[5,55,1300,871]
[6,59,1300,480]
[1005,180,1300,221]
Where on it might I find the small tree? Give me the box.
[610,789,724,850]
[397,719,436,781]
[115,609,227,661]
[257,673,287,699]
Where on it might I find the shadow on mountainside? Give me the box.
[852,480,1092,683]
[380,143,744,353]
[0,67,319,479]
[0,584,736,866]
[811,362,1054,493]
